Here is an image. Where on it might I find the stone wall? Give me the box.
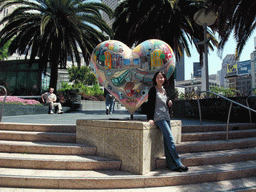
[79,100,122,111]
[1,104,69,116]
[76,119,181,175]
[1,105,48,116]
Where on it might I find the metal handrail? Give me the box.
[246,95,256,123]
[0,85,7,122]
[197,91,256,141]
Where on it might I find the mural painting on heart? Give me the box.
[90,39,176,115]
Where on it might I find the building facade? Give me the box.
[175,74,220,95]
[175,54,185,81]
[221,54,238,87]
[236,75,252,96]
[251,37,256,89]
[101,0,124,28]
[0,5,17,31]
[193,62,201,78]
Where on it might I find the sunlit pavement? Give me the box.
[1,109,224,126]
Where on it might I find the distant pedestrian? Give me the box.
[147,71,188,172]
[104,88,115,115]
[41,88,63,114]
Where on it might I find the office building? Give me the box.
[0,5,17,31]
[101,0,124,27]
[175,54,185,81]
[193,62,201,78]
[176,74,220,95]
[251,37,256,89]
[221,54,238,87]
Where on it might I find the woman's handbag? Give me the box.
[169,105,173,119]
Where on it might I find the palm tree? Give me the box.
[113,0,218,60]
[206,0,256,58]
[0,0,113,90]
[113,0,218,99]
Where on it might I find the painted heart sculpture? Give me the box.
[90,39,176,115]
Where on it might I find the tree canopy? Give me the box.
[113,0,218,60]
[67,66,97,85]
[0,38,11,60]
[206,0,256,58]
[0,0,114,90]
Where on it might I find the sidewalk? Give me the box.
[1,109,224,126]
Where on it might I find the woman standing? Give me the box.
[147,71,188,172]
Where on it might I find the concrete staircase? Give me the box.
[0,122,256,190]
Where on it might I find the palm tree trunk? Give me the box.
[49,63,58,91]
[49,40,60,91]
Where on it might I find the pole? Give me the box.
[203,23,209,97]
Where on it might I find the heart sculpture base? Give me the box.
[90,39,176,115]
[76,119,182,175]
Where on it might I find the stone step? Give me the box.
[0,160,255,189]
[176,137,256,153]
[1,177,256,192]
[0,152,121,170]
[182,129,256,142]
[182,123,256,133]
[156,147,256,169]
[0,130,76,143]
[0,123,76,133]
[0,140,96,155]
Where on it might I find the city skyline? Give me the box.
[184,30,256,80]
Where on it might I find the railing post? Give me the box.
[226,102,233,141]
[197,99,202,125]
[0,85,7,122]
[246,96,252,123]
[198,90,256,141]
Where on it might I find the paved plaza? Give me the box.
[1,108,223,126]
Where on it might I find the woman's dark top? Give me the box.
[146,86,172,121]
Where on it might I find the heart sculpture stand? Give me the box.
[90,39,176,115]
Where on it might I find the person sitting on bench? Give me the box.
[41,88,63,114]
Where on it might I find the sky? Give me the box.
[184,30,256,80]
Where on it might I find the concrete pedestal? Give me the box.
[76,119,181,175]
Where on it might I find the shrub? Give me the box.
[82,95,98,101]
[0,96,42,106]
[57,82,104,101]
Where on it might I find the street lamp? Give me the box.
[194,9,217,97]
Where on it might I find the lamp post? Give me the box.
[194,10,217,97]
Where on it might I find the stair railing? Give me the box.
[197,91,256,141]
[246,95,256,123]
[0,85,7,122]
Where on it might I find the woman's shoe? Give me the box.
[171,166,188,172]
[180,166,188,172]
[171,167,183,172]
